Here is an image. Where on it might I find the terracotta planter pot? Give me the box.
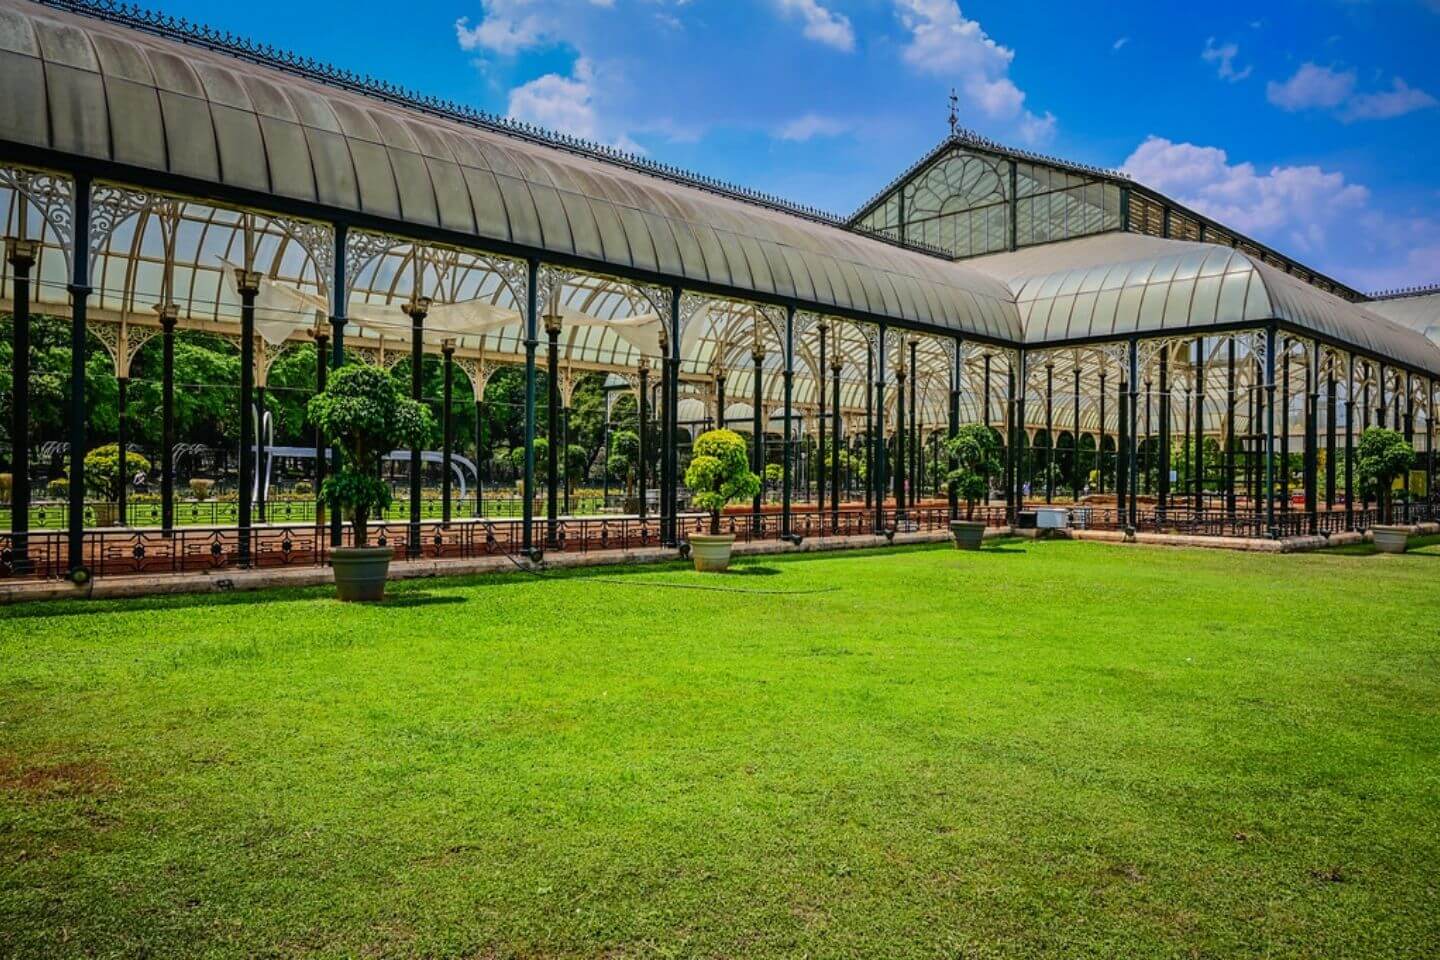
[950,520,985,550]
[689,533,736,572]
[331,546,393,601]
[1371,525,1410,555]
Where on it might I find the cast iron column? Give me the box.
[864,339,874,512]
[1264,326,1277,536]
[983,353,993,504]
[831,353,842,531]
[6,238,35,573]
[1305,347,1319,532]
[1127,340,1140,530]
[1345,353,1355,530]
[781,306,795,541]
[636,360,649,520]
[1044,362,1054,504]
[405,298,429,559]
[328,224,348,548]
[521,260,538,556]
[947,340,961,521]
[752,346,764,534]
[116,374,128,526]
[158,304,179,534]
[1098,370,1107,496]
[235,271,258,564]
[66,178,91,576]
[1072,365,1081,499]
[1281,343,1291,513]
[894,356,907,522]
[1016,352,1029,515]
[665,288,682,548]
[716,374,726,431]
[1326,361,1337,511]
[1158,345,1170,514]
[441,340,454,525]
[1194,339,1205,513]
[817,322,828,518]
[545,312,560,550]
[909,339,919,508]
[1226,337,1236,518]
[313,330,328,533]
[475,397,485,517]
[1005,363,1016,523]
[1116,369,1128,524]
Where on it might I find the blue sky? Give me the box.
[161,0,1440,292]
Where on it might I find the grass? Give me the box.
[2,539,1439,959]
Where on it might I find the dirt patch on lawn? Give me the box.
[0,752,116,796]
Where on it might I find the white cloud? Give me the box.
[776,113,849,141]
[1201,38,1251,82]
[893,0,1054,143]
[1341,77,1437,121]
[1121,136,1368,244]
[1112,36,1129,51]
[506,58,644,153]
[1267,63,1436,122]
[775,0,855,51]
[1266,63,1354,110]
[455,0,614,55]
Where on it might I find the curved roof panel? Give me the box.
[968,234,1440,374]
[0,0,1021,341]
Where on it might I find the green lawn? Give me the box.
[2,541,1439,959]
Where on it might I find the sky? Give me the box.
[157,0,1440,293]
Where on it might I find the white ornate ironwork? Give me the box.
[0,165,73,271]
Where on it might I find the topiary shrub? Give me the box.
[188,478,215,500]
[684,428,760,535]
[0,473,11,502]
[47,477,68,500]
[945,423,1002,520]
[763,463,783,488]
[1357,427,1415,525]
[293,480,313,497]
[83,445,152,502]
[308,364,435,547]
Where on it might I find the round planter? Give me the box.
[689,533,736,572]
[949,519,985,550]
[330,546,393,601]
[1371,525,1410,555]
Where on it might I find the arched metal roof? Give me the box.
[0,0,1020,341]
[967,234,1440,374]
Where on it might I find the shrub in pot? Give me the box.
[1357,427,1416,553]
[944,423,1002,550]
[308,365,435,600]
[83,444,151,527]
[293,480,313,497]
[683,428,760,572]
[188,478,215,501]
[0,473,11,503]
[47,477,68,501]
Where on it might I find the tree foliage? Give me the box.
[308,365,435,546]
[684,429,760,534]
[83,443,151,501]
[945,423,1002,520]
[1356,427,1415,524]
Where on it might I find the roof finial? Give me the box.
[947,88,959,137]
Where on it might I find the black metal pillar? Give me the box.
[406,299,428,559]
[752,346,764,534]
[1264,326,1277,536]
[948,339,961,521]
[521,259,538,555]
[636,361,649,520]
[6,238,35,572]
[781,307,795,541]
[1194,339,1205,513]
[441,341,454,525]
[894,357,907,521]
[1326,360,1337,511]
[1158,345,1170,513]
[236,271,257,564]
[475,395,485,517]
[1016,351,1029,514]
[831,352,842,531]
[1072,365,1081,500]
[1345,353,1355,530]
[1044,362,1054,504]
[160,304,178,534]
[545,313,560,550]
[1225,338,1236,518]
[664,288,682,547]
[1127,340,1140,530]
[908,339,919,509]
[1404,373,1416,521]
[983,353,992,504]
[1005,361,1017,523]
[66,178,91,576]
[1098,369,1107,496]
[313,331,328,533]
[818,322,828,520]
[1305,346,1318,533]
[1280,343,1291,513]
[116,374,128,526]
[874,329,887,530]
[1116,369,1128,524]
[328,224,347,548]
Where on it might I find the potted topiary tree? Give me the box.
[683,428,760,572]
[83,444,151,527]
[308,365,435,600]
[944,423,1002,550]
[1357,427,1416,554]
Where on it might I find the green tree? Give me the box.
[945,423,1002,520]
[1356,427,1415,524]
[309,365,434,547]
[685,429,760,535]
[83,443,151,501]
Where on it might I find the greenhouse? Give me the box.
[2,0,1439,583]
